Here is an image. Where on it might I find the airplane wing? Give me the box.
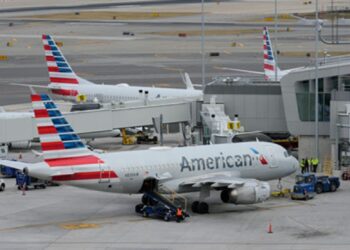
[178,171,259,189]
[215,67,265,75]
[10,83,53,89]
[0,159,30,172]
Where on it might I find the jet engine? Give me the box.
[220,181,270,204]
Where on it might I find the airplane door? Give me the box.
[266,146,278,168]
[99,162,111,183]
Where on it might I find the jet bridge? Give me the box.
[0,98,199,144]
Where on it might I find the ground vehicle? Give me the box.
[291,173,340,200]
[0,165,17,177]
[16,172,47,190]
[135,192,189,222]
[0,179,5,191]
[136,133,158,144]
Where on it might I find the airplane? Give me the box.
[216,27,303,81]
[0,93,298,214]
[39,34,203,103]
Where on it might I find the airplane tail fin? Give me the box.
[31,93,99,162]
[42,35,93,87]
[181,72,194,90]
[263,27,281,81]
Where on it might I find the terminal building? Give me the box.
[205,57,350,171]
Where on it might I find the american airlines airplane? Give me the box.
[41,35,202,103]
[217,27,302,81]
[0,94,298,214]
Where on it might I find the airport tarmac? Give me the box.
[0,135,349,250]
[1,145,350,250]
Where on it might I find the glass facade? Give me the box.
[296,81,331,122]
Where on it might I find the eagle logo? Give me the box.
[250,148,269,165]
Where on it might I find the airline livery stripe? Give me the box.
[51,89,78,96]
[48,66,59,72]
[38,126,57,134]
[45,155,104,167]
[50,77,78,84]
[46,56,56,62]
[264,64,274,71]
[52,171,118,181]
[31,95,42,102]
[41,141,65,151]
[34,109,49,118]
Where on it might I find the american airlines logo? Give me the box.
[180,152,253,172]
[250,148,268,165]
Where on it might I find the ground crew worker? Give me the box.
[300,158,305,173]
[176,207,183,222]
[304,157,309,172]
[312,157,319,173]
[307,158,312,172]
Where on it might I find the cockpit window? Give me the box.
[283,151,289,158]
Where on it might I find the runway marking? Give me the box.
[60,223,100,230]
[162,67,183,72]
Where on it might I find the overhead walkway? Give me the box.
[0,98,199,144]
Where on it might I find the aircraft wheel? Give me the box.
[135,204,144,213]
[191,201,199,213]
[198,202,209,214]
[315,183,323,194]
[330,182,337,192]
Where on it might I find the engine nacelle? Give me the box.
[220,181,270,204]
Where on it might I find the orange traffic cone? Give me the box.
[268,223,273,234]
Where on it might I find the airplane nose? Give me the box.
[291,157,298,173]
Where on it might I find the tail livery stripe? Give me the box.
[42,34,79,86]
[32,94,87,153]
[31,93,118,181]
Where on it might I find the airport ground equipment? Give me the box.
[16,172,46,190]
[291,173,340,200]
[121,128,136,145]
[0,165,17,177]
[136,131,158,144]
[0,179,5,191]
[135,192,189,222]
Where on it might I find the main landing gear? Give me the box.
[191,201,209,214]
[191,185,210,214]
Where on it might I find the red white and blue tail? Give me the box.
[263,27,281,81]
[31,94,117,182]
[42,35,80,85]
[31,93,91,159]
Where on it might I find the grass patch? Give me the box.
[24,11,198,20]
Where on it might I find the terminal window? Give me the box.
[296,78,331,121]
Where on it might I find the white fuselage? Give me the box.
[31,142,298,194]
[49,83,203,103]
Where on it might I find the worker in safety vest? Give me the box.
[312,157,319,173]
[300,159,305,173]
[176,207,183,222]
[304,157,309,172]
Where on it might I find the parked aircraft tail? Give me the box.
[263,27,281,81]
[42,35,94,87]
[31,93,98,161]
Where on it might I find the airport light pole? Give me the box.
[315,0,320,160]
[274,0,278,82]
[201,0,206,91]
